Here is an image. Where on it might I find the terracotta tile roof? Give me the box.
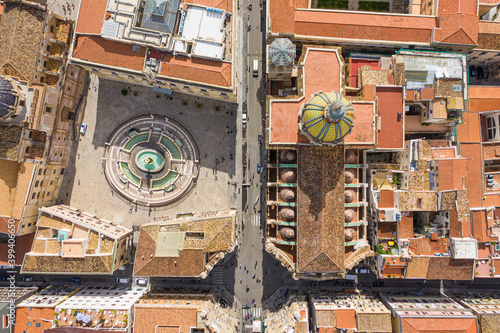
[426,257,474,280]
[457,110,481,142]
[477,22,500,50]
[133,227,205,277]
[297,146,344,273]
[379,190,394,208]
[134,307,198,333]
[0,233,34,265]
[356,313,392,333]
[14,307,56,333]
[405,257,429,278]
[0,160,35,220]
[293,10,435,43]
[160,55,232,88]
[483,143,500,160]
[401,317,477,333]
[460,143,483,207]
[75,0,107,34]
[0,2,45,81]
[73,36,146,71]
[438,159,467,191]
[316,309,336,327]
[472,210,490,242]
[480,316,500,333]
[376,87,404,149]
[469,86,500,112]
[134,214,235,276]
[434,13,479,45]
[0,216,20,235]
[409,237,449,256]
[344,102,376,147]
[438,0,478,15]
[269,47,374,146]
[22,254,113,274]
[431,148,456,159]
[398,214,414,239]
[335,309,356,329]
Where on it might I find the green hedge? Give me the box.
[358,1,390,12]
[317,0,349,10]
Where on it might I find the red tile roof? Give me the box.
[401,317,477,333]
[472,210,490,242]
[14,307,54,333]
[0,233,34,266]
[269,48,374,145]
[73,36,146,71]
[433,14,479,45]
[438,0,478,15]
[376,87,404,149]
[293,10,435,44]
[335,309,356,330]
[431,148,456,159]
[160,55,232,88]
[460,143,483,207]
[75,0,107,34]
[437,159,467,191]
[469,86,500,112]
[0,216,19,235]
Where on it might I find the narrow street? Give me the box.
[233,0,267,327]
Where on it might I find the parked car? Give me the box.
[469,65,476,77]
[80,123,87,135]
[71,277,82,284]
[23,276,34,282]
[242,113,248,124]
[116,277,130,284]
[135,278,147,285]
[256,163,261,173]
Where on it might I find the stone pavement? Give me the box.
[57,76,237,228]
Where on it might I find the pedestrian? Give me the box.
[78,179,80,185]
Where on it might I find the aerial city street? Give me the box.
[1,0,500,332]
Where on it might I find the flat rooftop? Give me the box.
[268,47,375,146]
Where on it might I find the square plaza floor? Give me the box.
[57,76,237,228]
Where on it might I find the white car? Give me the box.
[242,113,248,124]
[116,277,130,283]
[80,123,87,135]
[135,278,147,285]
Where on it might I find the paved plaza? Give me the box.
[57,76,237,228]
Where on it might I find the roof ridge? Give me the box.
[202,217,231,251]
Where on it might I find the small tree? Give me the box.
[195,102,203,109]
[121,89,128,96]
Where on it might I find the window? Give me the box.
[38,169,43,176]
[31,193,36,200]
[35,181,39,187]
[50,26,54,33]
[40,181,43,187]
[28,223,31,227]
[46,192,51,197]
[25,147,30,153]
[44,169,46,175]
[53,170,57,174]
[417,198,422,209]
[27,323,31,326]
[50,181,54,185]
[60,168,65,175]
[36,323,41,327]
[37,192,40,199]
[486,116,500,141]
[19,100,25,107]
[200,89,208,93]
[3,314,9,328]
